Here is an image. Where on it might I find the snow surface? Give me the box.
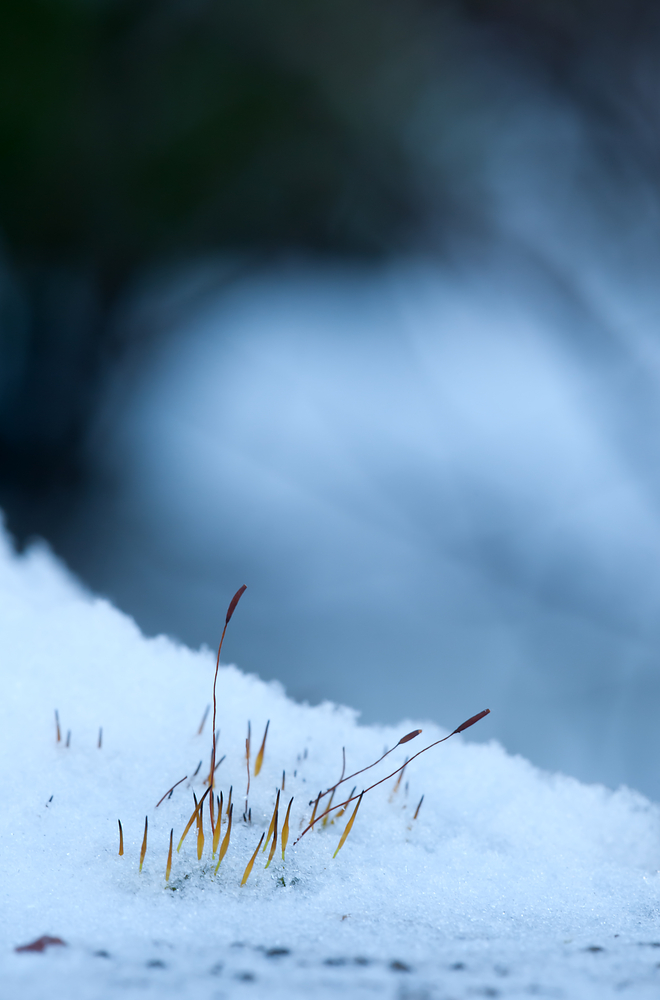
[2,523,660,999]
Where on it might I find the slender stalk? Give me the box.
[309,791,321,828]
[208,586,247,788]
[244,722,251,817]
[319,729,422,803]
[322,788,335,826]
[296,710,489,844]
[155,775,187,809]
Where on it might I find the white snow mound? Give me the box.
[1,523,659,999]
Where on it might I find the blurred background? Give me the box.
[3,0,660,796]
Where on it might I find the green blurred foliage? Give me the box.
[2,0,654,499]
[0,0,430,487]
[0,0,416,272]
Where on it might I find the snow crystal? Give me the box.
[1,521,659,998]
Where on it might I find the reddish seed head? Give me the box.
[398,729,422,745]
[15,936,66,953]
[452,709,490,735]
[225,585,247,624]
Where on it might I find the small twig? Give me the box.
[156,775,188,809]
[320,729,422,803]
[295,710,489,844]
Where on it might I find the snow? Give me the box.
[2,521,660,999]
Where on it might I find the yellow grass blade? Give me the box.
[196,795,205,860]
[322,788,335,827]
[281,797,293,861]
[309,791,321,827]
[165,829,173,881]
[254,720,269,776]
[212,792,223,855]
[241,832,265,885]
[177,787,210,853]
[264,811,278,869]
[263,789,280,851]
[139,816,148,871]
[214,804,233,873]
[333,792,363,859]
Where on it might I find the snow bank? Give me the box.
[1,523,660,998]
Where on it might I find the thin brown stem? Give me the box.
[244,722,251,817]
[155,775,188,809]
[295,710,489,844]
[208,623,227,788]
[208,585,247,789]
[320,729,422,803]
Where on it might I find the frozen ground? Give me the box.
[1,523,660,999]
